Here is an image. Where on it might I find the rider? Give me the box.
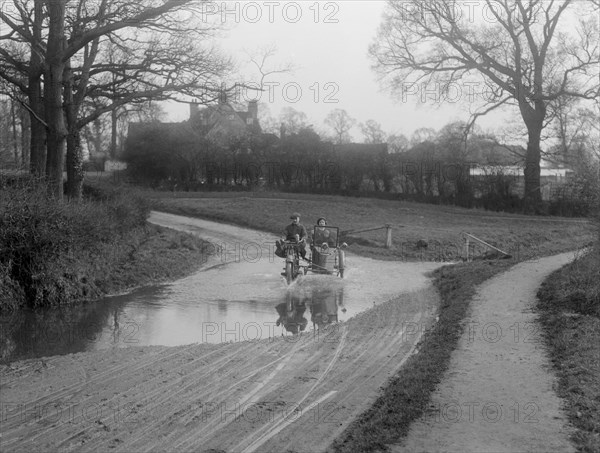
[312,218,327,246]
[281,212,307,260]
[311,217,327,268]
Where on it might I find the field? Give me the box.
[151,191,595,261]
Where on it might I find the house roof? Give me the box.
[191,101,260,138]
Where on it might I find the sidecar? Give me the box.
[308,226,346,278]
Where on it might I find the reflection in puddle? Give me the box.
[274,286,346,335]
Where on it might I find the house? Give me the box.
[188,97,261,145]
[123,96,268,187]
[127,96,261,150]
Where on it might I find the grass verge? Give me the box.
[536,244,600,453]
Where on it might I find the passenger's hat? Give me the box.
[290,212,301,219]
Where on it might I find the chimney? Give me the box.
[248,100,258,121]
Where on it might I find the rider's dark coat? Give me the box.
[283,223,307,242]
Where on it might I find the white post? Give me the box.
[385,224,392,249]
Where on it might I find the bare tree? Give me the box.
[387,133,409,153]
[66,21,229,198]
[279,107,308,135]
[325,108,356,144]
[82,100,167,164]
[370,0,600,207]
[410,127,436,145]
[246,44,296,95]
[360,119,387,144]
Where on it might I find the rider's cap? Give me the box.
[290,212,301,219]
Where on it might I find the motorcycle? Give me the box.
[279,226,347,285]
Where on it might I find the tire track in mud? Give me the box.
[1,346,182,435]
[192,288,437,453]
[136,338,308,451]
[1,341,262,450]
[64,340,291,452]
[1,347,170,412]
[236,326,349,453]
[60,342,263,451]
[50,334,317,452]
[254,301,433,453]
[171,332,326,451]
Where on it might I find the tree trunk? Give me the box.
[44,1,68,200]
[66,131,83,199]
[19,105,30,169]
[523,120,543,209]
[10,99,19,166]
[28,0,46,177]
[525,127,542,207]
[110,107,118,159]
[64,56,84,201]
[45,70,67,200]
[28,95,46,177]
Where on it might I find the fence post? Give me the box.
[465,236,470,262]
[385,224,392,249]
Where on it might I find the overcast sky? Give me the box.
[164,1,508,140]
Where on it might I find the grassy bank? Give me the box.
[0,182,211,311]
[536,243,600,452]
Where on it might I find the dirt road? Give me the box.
[392,251,579,453]
[0,215,442,452]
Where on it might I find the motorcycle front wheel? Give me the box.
[285,261,293,284]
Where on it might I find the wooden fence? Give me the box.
[340,224,395,248]
[461,232,510,261]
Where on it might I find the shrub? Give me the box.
[0,182,150,310]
